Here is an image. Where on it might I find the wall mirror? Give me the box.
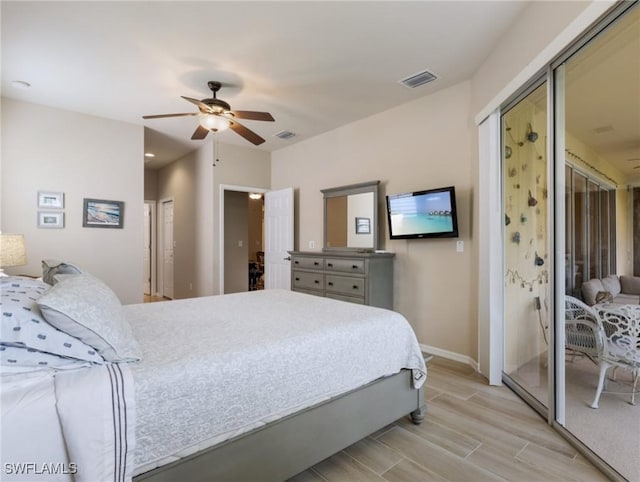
[322,180,379,251]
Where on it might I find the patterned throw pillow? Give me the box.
[0,277,104,364]
[37,273,142,362]
[595,291,613,304]
[0,344,92,372]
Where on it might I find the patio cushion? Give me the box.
[620,275,640,296]
[582,278,604,306]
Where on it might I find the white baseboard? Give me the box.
[420,343,479,372]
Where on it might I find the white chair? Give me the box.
[565,296,604,365]
[591,304,640,408]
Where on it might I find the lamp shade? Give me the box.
[0,234,27,267]
[198,113,230,132]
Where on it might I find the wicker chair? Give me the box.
[565,296,604,365]
[591,304,640,408]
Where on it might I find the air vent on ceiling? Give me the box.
[399,69,438,89]
[274,130,296,140]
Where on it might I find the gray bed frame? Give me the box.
[134,369,425,482]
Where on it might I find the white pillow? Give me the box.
[1,277,104,363]
[37,274,142,363]
[0,344,92,372]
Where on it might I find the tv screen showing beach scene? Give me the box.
[386,186,458,239]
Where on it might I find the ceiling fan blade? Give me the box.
[229,120,266,145]
[191,124,210,140]
[142,113,197,119]
[231,110,275,122]
[182,96,213,113]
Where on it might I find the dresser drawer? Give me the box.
[326,293,365,305]
[325,274,365,297]
[292,256,323,270]
[324,258,365,274]
[293,270,324,290]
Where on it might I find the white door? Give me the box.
[162,200,174,299]
[264,188,294,289]
[143,202,152,295]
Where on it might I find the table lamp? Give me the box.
[0,234,27,275]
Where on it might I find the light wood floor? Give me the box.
[290,357,609,482]
[143,294,169,303]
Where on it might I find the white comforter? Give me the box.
[2,289,426,481]
[127,289,426,475]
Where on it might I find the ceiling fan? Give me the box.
[143,81,274,145]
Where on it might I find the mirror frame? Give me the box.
[321,180,380,251]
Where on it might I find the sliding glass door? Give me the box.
[501,81,550,409]
[554,4,639,479]
[500,3,638,479]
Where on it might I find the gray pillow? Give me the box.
[37,273,142,362]
[42,259,84,286]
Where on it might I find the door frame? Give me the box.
[219,184,268,295]
[144,200,157,296]
[158,197,174,298]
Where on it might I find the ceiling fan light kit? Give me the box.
[199,113,230,132]
[143,81,274,145]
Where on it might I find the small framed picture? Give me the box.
[38,211,64,229]
[83,198,124,229]
[355,217,371,234]
[38,191,64,209]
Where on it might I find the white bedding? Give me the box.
[127,289,426,475]
[1,289,426,481]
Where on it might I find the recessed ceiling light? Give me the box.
[11,80,31,89]
[144,152,155,158]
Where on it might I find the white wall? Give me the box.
[1,98,144,304]
[156,141,214,298]
[272,81,475,358]
[213,142,271,295]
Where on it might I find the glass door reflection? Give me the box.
[502,81,550,409]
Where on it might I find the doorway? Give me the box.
[222,189,265,294]
[219,185,294,294]
[159,198,174,299]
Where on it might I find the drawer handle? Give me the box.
[314,261,319,266]
[353,285,359,290]
[314,280,320,284]
[328,282,334,286]
[352,265,358,269]
[294,260,299,265]
[327,263,333,267]
[295,277,300,281]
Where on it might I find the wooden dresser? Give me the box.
[289,251,394,309]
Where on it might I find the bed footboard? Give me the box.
[135,369,424,482]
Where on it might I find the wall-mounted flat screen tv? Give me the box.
[386,186,459,239]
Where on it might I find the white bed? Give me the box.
[1,276,426,482]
